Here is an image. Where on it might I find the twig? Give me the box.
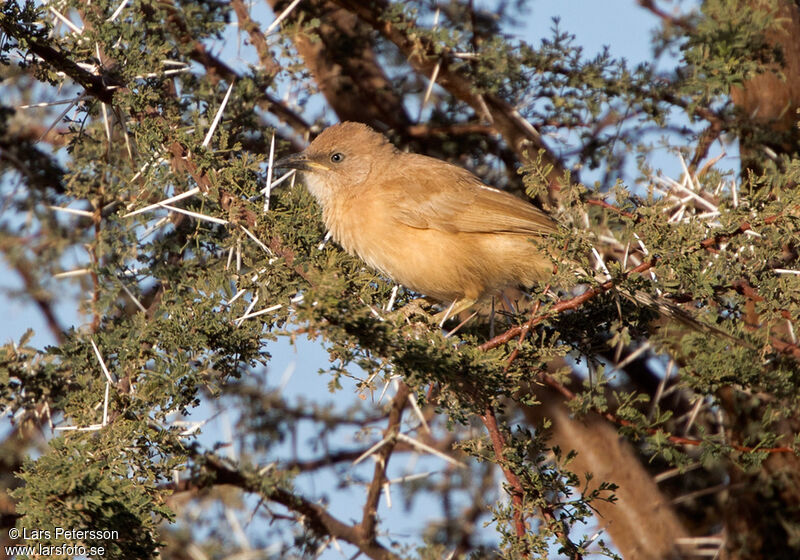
[360,382,410,539]
[480,406,528,550]
[192,454,404,560]
[480,260,656,352]
[586,199,637,220]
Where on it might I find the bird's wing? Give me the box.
[384,155,556,235]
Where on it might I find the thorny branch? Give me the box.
[480,208,800,364]
[230,0,281,76]
[480,259,657,352]
[361,382,409,538]
[480,407,529,551]
[478,202,799,455]
[0,18,120,103]
[160,0,311,138]
[181,454,404,560]
[480,405,584,559]
[5,2,800,558]
[161,385,418,560]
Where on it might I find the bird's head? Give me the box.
[276,122,397,205]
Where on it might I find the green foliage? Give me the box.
[13,435,172,558]
[1,0,800,558]
[683,0,783,95]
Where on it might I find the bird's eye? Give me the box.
[330,152,345,163]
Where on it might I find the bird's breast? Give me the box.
[322,193,391,270]
[320,196,472,301]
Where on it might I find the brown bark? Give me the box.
[732,0,800,169]
[267,0,412,133]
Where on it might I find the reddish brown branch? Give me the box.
[481,208,800,364]
[480,259,657,352]
[192,455,403,560]
[769,338,800,362]
[585,199,638,220]
[475,202,799,454]
[480,406,529,547]
[699,214,780,249]
[87,238,101,333]
[360,381,410,539]
[231,0,281,76]
[480,405,583,559]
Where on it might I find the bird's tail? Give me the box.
[617,287,750,347]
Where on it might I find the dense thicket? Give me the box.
[1,1,800,558]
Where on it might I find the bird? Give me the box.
[275,121,748,347]
[276,121,557,321]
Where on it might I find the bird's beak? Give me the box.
[274,152,328,172]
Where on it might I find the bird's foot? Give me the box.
[393,298,434,321]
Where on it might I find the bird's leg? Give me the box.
[434,299,477,326]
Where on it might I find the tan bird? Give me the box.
[276,121,746,343]
[276,121,557,319]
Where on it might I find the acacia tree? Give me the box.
[1,0,800,558]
